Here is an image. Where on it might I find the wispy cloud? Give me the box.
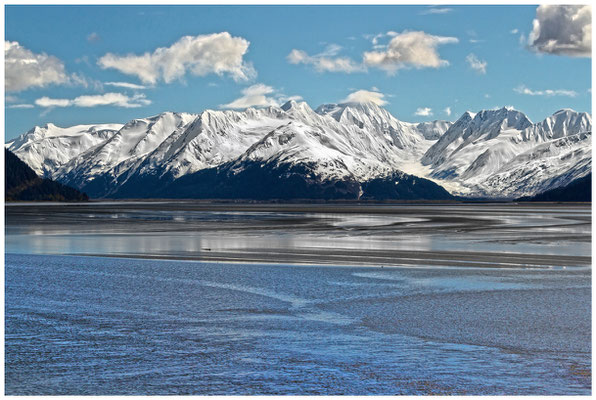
[105,81,148,90]
[87,32,100,42]
[514,84,578,97]
[420,7,453,15]
[8,103,34,109]
[340,89,388,106]
[414,107,433,117]
[466,53,487,74]
[287,44,365,73]
[35,92,151,108]
[444,107,452,117]
[219,83,301,109]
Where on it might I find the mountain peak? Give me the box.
[553,108,577,116]
[281,99,312,113]
[280,99,299,110]
[315,101,390,124]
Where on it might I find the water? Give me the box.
[4,202,592,394]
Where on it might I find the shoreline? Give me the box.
[6,249,590,271]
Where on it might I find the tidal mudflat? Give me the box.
[4,202,591,394]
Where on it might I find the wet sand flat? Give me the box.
[5,201,592,269]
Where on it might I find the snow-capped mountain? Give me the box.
[6,123,122,176]
[421,106,591,197]
[5,101,591,200]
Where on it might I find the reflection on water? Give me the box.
[5,202,592,262]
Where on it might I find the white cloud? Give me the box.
[219,84,301,109]
[363,31,458,74]
[510,29,519,34]
[220,84,276,109]
[421,7,453,15]
[8,104,34,109]
[514,84,578,97]
[87,32,100,42]
[98,32,256,85]
[75,93,151,108]
[35,92,151,108]
[528,5,591,57]
[105,81,148,90]
[414,107,433,117]
[340,89,388,106]
[370,31,398,46]
[70,72,104,91]
[466,53,487,74]
[5,41,69,92]
[35,97,71,108]
[287,44,365,73]
[444,107,452,116]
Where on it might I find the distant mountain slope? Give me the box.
[5,149,88,201]
[518,174,591,202]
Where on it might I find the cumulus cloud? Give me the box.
[528,5,591,57]
[414,107,433,117]
[219,83,301,109]
[466,53,487,74]
[363,31,458,74]
[35,92,151,108]
[287,44,365,73]
[105,81,148,90]
[98,32,256,85]
[340,89,388,106]
[513,84,578,97]
[5,41,69,92]
[444,107,452,116]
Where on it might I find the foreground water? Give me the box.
[4,202,592,394]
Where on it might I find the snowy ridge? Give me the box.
[5,101,591,199]
[6,123,122,176]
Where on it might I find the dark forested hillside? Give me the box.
[518,174,591,202]
[5,149,89,201]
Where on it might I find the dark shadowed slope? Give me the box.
[112,160,455,200]
[5,149,88,202]
[518,173,591,202]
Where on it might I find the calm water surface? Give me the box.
[4,202,592,394]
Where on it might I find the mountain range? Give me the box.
[5,101,591,200]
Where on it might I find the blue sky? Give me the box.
[4,5,592,140]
